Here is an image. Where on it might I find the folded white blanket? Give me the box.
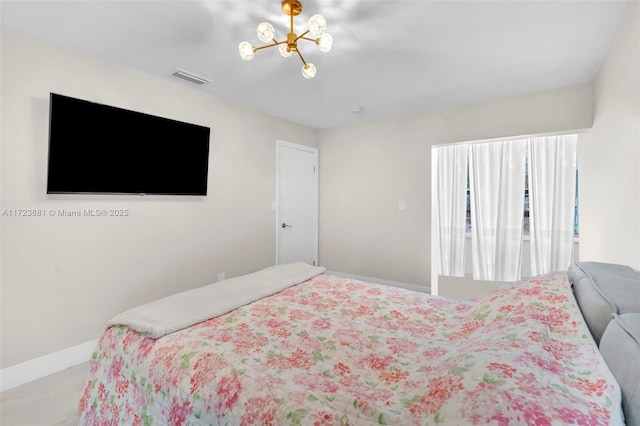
[106,262,326,338]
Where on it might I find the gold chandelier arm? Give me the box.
[298,36,318,43]
[295,30,310,42]
[253,40,286,52]
[295,47,308,66]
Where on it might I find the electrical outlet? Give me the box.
[218,272,225,282]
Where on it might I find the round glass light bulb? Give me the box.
[256,22,275,43]
[317,33,333,53]
[302,63,316,79]
[279,44,293,58]
[308,14,327,37]
[238,42,255,60]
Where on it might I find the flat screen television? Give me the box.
[47,93,211,195]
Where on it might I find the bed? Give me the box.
[79,262,631,425]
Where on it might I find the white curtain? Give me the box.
[437,144,468,277]
[528,135,577,275]
[469,140,527,281]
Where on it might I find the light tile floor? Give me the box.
[0,362,88,426]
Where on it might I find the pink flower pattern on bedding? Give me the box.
[78,272,621,425]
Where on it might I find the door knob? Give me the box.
[281,223,293,228]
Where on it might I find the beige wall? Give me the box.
[0,28,317,368]
[319,85,592,288]
[580,2,640,270]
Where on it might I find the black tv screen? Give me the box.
[47,93,211,195]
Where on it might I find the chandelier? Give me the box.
[238,0,333,79]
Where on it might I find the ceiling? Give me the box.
[0,0,628,129]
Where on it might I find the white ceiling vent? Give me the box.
[171,69,211,85]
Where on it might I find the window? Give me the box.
[437,134,578,282]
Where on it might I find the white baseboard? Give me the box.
[325,270,431,294]
[0,338,99,392]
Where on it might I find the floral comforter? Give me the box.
[79,272,623,425]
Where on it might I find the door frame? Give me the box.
[275,140,319,265]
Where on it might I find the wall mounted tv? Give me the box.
[47,93,211,195]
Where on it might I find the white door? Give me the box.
[276,140,318,265]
